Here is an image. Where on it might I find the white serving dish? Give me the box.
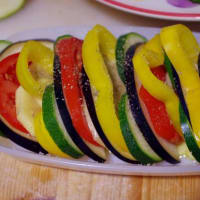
[0,26,200,176]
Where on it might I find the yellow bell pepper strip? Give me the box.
[133,35,182,136]
[160,24,200,142]
[34,111,69,158]
[16,41,53,97]
[82,24,134,160]
[143,34,164,67]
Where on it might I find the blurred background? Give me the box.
[0,0,199,39]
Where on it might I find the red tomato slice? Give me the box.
[0,53,28,133]
[56,37,100,146]
[139,66,182,145]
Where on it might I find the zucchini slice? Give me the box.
[118,94,161,164]
[54,55,106,163]
[179,104,200,162]
[53,35,107,162]
[34,111,69,158]
[0,0,26,20]
[0,39,54,61]
[164,55,191,124]
[82,25,137,162]
[164,55,200,162]
[42,84,83,159]
[0,40,12,53]
[116,32,147,83]
[125,45,180,164]
[81,68,139,164]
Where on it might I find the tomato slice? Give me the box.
[0,53,28,133]
[139,66,182,145]
[55,37,100,146]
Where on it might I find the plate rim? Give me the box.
[96,0,200,21]
[1,144,200,176]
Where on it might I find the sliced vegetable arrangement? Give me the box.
[0,24,200,165]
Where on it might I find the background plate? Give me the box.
[96,0,200,21]
[1,26,200,176]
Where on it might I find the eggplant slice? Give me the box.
[124,45,180,164]
[81,68,139,164]
[53,55,106,163]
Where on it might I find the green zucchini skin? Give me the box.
[54,47,106,163]
[0,40,12,53]
[81,68,139,164]
[124,45,180,164]
[179,104,200,162]
[164,54,191,123]
[0,0,26,20]
[118,94,161,165]
[164,54,200,163]
[116,32,147,83]
[42,84,83,158]
[0,39,54,62]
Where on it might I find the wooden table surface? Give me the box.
[1,152,200,200]
[0,153,200,200]
[0,0,200,199]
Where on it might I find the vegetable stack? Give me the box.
[0,24,199,165]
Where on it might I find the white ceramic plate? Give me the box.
[96,0,200,21]
[1,26,200,176]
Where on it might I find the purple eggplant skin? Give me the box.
[164,54,191,125]
[53,54,105,163]
[124,45,180,164]
[81,68,139,164]
[0,119,47,154]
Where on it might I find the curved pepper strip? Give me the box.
[143,34,164,68]
[17,41,53,97]
[34,111,69,158]
[82,24,134,160]
[160,24,200,143]
[133,35,182,136]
